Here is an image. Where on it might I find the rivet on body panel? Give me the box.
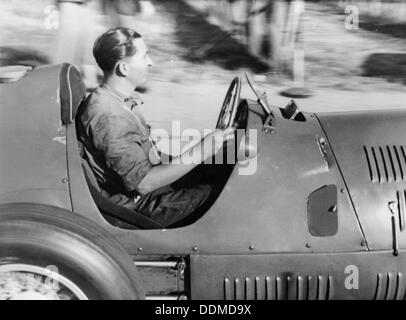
[61,178,68,183]
[305,243,311,248]
[249,245,255,251]
[340,188,345,193]
[192,246,198,252]
[360,240,366,247]
[137,247,143,252]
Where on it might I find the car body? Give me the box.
[1,63,406,300]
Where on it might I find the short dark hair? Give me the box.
[93,27,142,72]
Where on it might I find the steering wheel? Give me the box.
[216,77,241,129]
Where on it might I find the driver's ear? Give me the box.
[117,62,128,77]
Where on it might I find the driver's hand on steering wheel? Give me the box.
[202,128,236,161]
[219,127,236,142]
[213,127,236,148]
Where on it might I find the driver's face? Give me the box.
[123,38,153,87]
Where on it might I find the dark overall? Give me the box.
[77,84,217,227]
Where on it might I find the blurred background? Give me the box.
[1,0,405,133]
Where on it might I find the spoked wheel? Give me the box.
[0,204,144,300]
[0,264,88,300]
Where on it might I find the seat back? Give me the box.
[59,63,86,125]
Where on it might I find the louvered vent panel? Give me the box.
[375,272,406,300]
[363,146,406,183]
[224,275,334,300]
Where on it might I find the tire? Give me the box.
[0,203,144,300]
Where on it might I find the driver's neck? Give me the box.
[103,75,135,99]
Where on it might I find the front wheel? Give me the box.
[0,204,144,300]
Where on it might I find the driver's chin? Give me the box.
[131,78,146,89]
[143,73,149,84]
[136,75,148,87]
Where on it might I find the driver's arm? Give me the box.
[137,128,235,195]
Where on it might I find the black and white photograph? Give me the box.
[0,0,406,306]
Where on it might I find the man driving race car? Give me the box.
[76,27,235,227]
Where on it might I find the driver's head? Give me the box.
[93,27,153,88]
